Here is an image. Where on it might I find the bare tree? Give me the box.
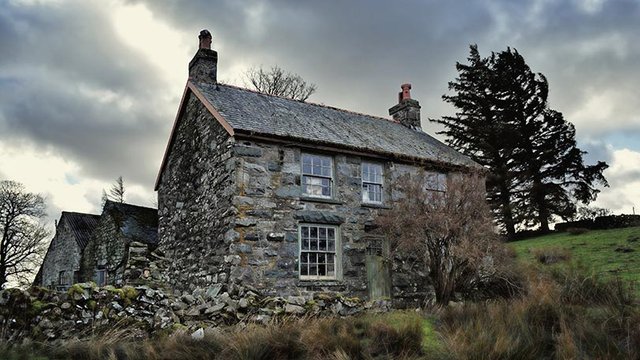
[106,176,125,204]
[244,65,317,101]
[0,180,50,288]
[376,172,505,304]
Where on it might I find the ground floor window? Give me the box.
[299,224,339,280]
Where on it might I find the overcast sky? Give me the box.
[1,0,638,225]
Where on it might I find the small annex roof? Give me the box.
[103,201,158,245]
[61,211,101,250]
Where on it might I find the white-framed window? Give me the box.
[425,172,447,192]
[299,224,339,280]
[301,154,333,198]
[95,269,107,286]
[362,162,383,203]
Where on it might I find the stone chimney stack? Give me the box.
[388,83,421,130]
[188,29,217,83]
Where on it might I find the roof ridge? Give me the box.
[212,83,399,124]
[61,211,100,216]
[104,200,157,211]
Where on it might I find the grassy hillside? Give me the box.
[510,226,640,283]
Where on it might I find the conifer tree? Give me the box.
[433,45,608,236]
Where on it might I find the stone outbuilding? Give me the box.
[155,31,481,306]
[35,212,100,290]
[80,200,158,286]
[36,201,158,289]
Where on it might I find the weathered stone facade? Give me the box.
[37,212,99,290]
[80,201,158,286]
[157,93,236,291]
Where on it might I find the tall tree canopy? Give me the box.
[432,45,608,237]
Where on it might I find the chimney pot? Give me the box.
[198,29,212,50]
[389,83,421,130]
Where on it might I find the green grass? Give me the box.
[360,311,443,354]
[510,226,640,284]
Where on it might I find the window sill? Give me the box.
[361,202,391,209]
[300,196,343,205]
[297,279,343,286]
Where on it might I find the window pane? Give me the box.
[321,178,331,196]
[301,252,308,264]
[327,255,334,264]
[327,228,335,239]
[310,226,318,238]
[301,263,308,275]
[318,263,326,276]
[309,263,317,276]
[327,264,335,276]
[328,239,335,252]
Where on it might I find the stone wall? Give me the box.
[80,215,127,286]
[225,140,438,307]
[157,92,236,292]
[0,284,381,342]
[39,220,82,289]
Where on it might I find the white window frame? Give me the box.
[301,153,334,199]
[362,162,384,204]
[298,224,340,280]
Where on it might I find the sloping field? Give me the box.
[510,226,640,283]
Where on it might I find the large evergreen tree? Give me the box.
[433,45,608,236]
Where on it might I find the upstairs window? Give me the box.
[362,162,383,204]
[425,172,447,193]
[299,224,338,280]
[302,154,333,198]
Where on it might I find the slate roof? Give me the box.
[194,82,479,168]
[61,212,100,250]
[103,201,158,245]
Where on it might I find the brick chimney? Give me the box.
[388,83,421,130]
[188,30,217,83]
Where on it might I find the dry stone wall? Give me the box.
[0,284,384,342]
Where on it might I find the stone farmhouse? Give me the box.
[155,30,480,306]
[35,201,158,290]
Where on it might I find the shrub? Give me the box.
[300,317,363,359]
[223,320,306,360]
[367,319,423,358]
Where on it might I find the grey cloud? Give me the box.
[0,1,173,188]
